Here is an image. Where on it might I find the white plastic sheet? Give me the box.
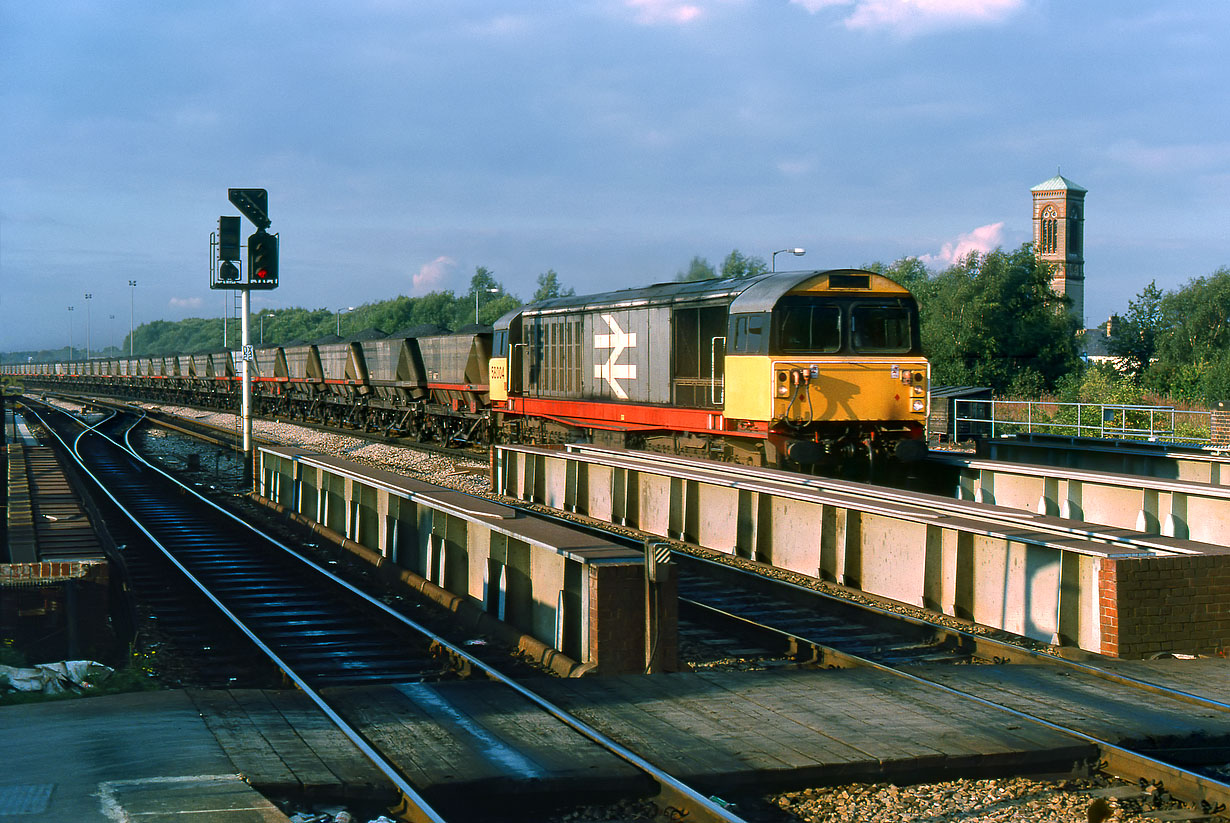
[0,660,114,694]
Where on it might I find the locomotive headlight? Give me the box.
[777,370,790,397]
[912,398,926,412]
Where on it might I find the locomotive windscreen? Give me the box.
[851,304,913,353]
[778,303,841,353]
[772,296,918,355]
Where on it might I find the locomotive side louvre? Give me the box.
[522,308,671,405]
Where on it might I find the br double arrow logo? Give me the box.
[594,314,637,400]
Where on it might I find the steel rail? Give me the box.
[703,591,1230,815]
[508,478,1230,815]
[668,552,1230,813]
[679,551,1230,715]
[27,403,450,823]
[26,400,748,823]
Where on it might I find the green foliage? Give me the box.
[10,270,526,361]
[867,257,931,293]
[1106,281,1163,381]
[674,249,767,282]
[676,255,716,282]
[720,249,769,279]
[531,269,575,302]
[908,245,1081,394]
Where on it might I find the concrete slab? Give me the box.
[0,690,288,822]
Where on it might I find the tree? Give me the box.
[1144,267,1230,403]
[676,255,715,282]
[468,266,499,296]
[866,257,931,296]
[918,245,1081,394]
[720,249,769,280]
[1106,281,1163,381]
[532,269,574,302]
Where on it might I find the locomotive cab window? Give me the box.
[730,312,768,354]
[774,299,841,354]
[851,303,913,353]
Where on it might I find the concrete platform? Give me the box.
[0,690,289,822]
[193,670,1097,807]
[11,662,1224,818]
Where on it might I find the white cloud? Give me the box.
[412,255,457,294]
[920,221,1004,268]
[791,0,1025,35]
[625,0,705,25]
[169,297,203,309]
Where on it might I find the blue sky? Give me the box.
[2,1,1228,352]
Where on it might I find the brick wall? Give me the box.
[1213,402,1230,449]
[588,562,649,675]
[0,560,108,586]
[1100,555,1230,658]
[1,560,112,662]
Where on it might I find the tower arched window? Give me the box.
[1041,206,1058,255]
[1068,207,1082,257]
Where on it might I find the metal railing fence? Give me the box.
[951,399,1213,446]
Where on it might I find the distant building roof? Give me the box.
[1080,328,1113,358]
[1031,174,1087,194]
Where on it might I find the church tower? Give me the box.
[1031,173,1087,327]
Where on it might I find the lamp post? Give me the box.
[476,287,499,324]
[260,313,275,345]
[771,248,806,272]
[84,293,93,360]
[109,315,115,355]
[67,306,74,360]
[128,280,137,357]
[336,306,354,336]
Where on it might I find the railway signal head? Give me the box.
[218,216,241,261]
[247,230,279,289]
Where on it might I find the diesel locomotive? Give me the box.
[6,268,928,469]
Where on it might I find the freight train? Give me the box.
[5,269,929,470]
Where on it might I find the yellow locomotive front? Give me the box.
[723,270,928,468]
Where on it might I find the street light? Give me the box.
[260,313,275,345]
[67,306,74,360]
[84,293,93,360]
[771,248,806,272]
[476,287,499,324]
[109,315,115,355]
[336,306,355,336]
[128,280,137,357]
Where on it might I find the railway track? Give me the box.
[22,399,752,823]
[514,460,1230,818]
[26,394,1230,817]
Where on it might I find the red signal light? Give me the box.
[247,230,278,288]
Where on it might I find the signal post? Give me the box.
[211,188,279,481]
